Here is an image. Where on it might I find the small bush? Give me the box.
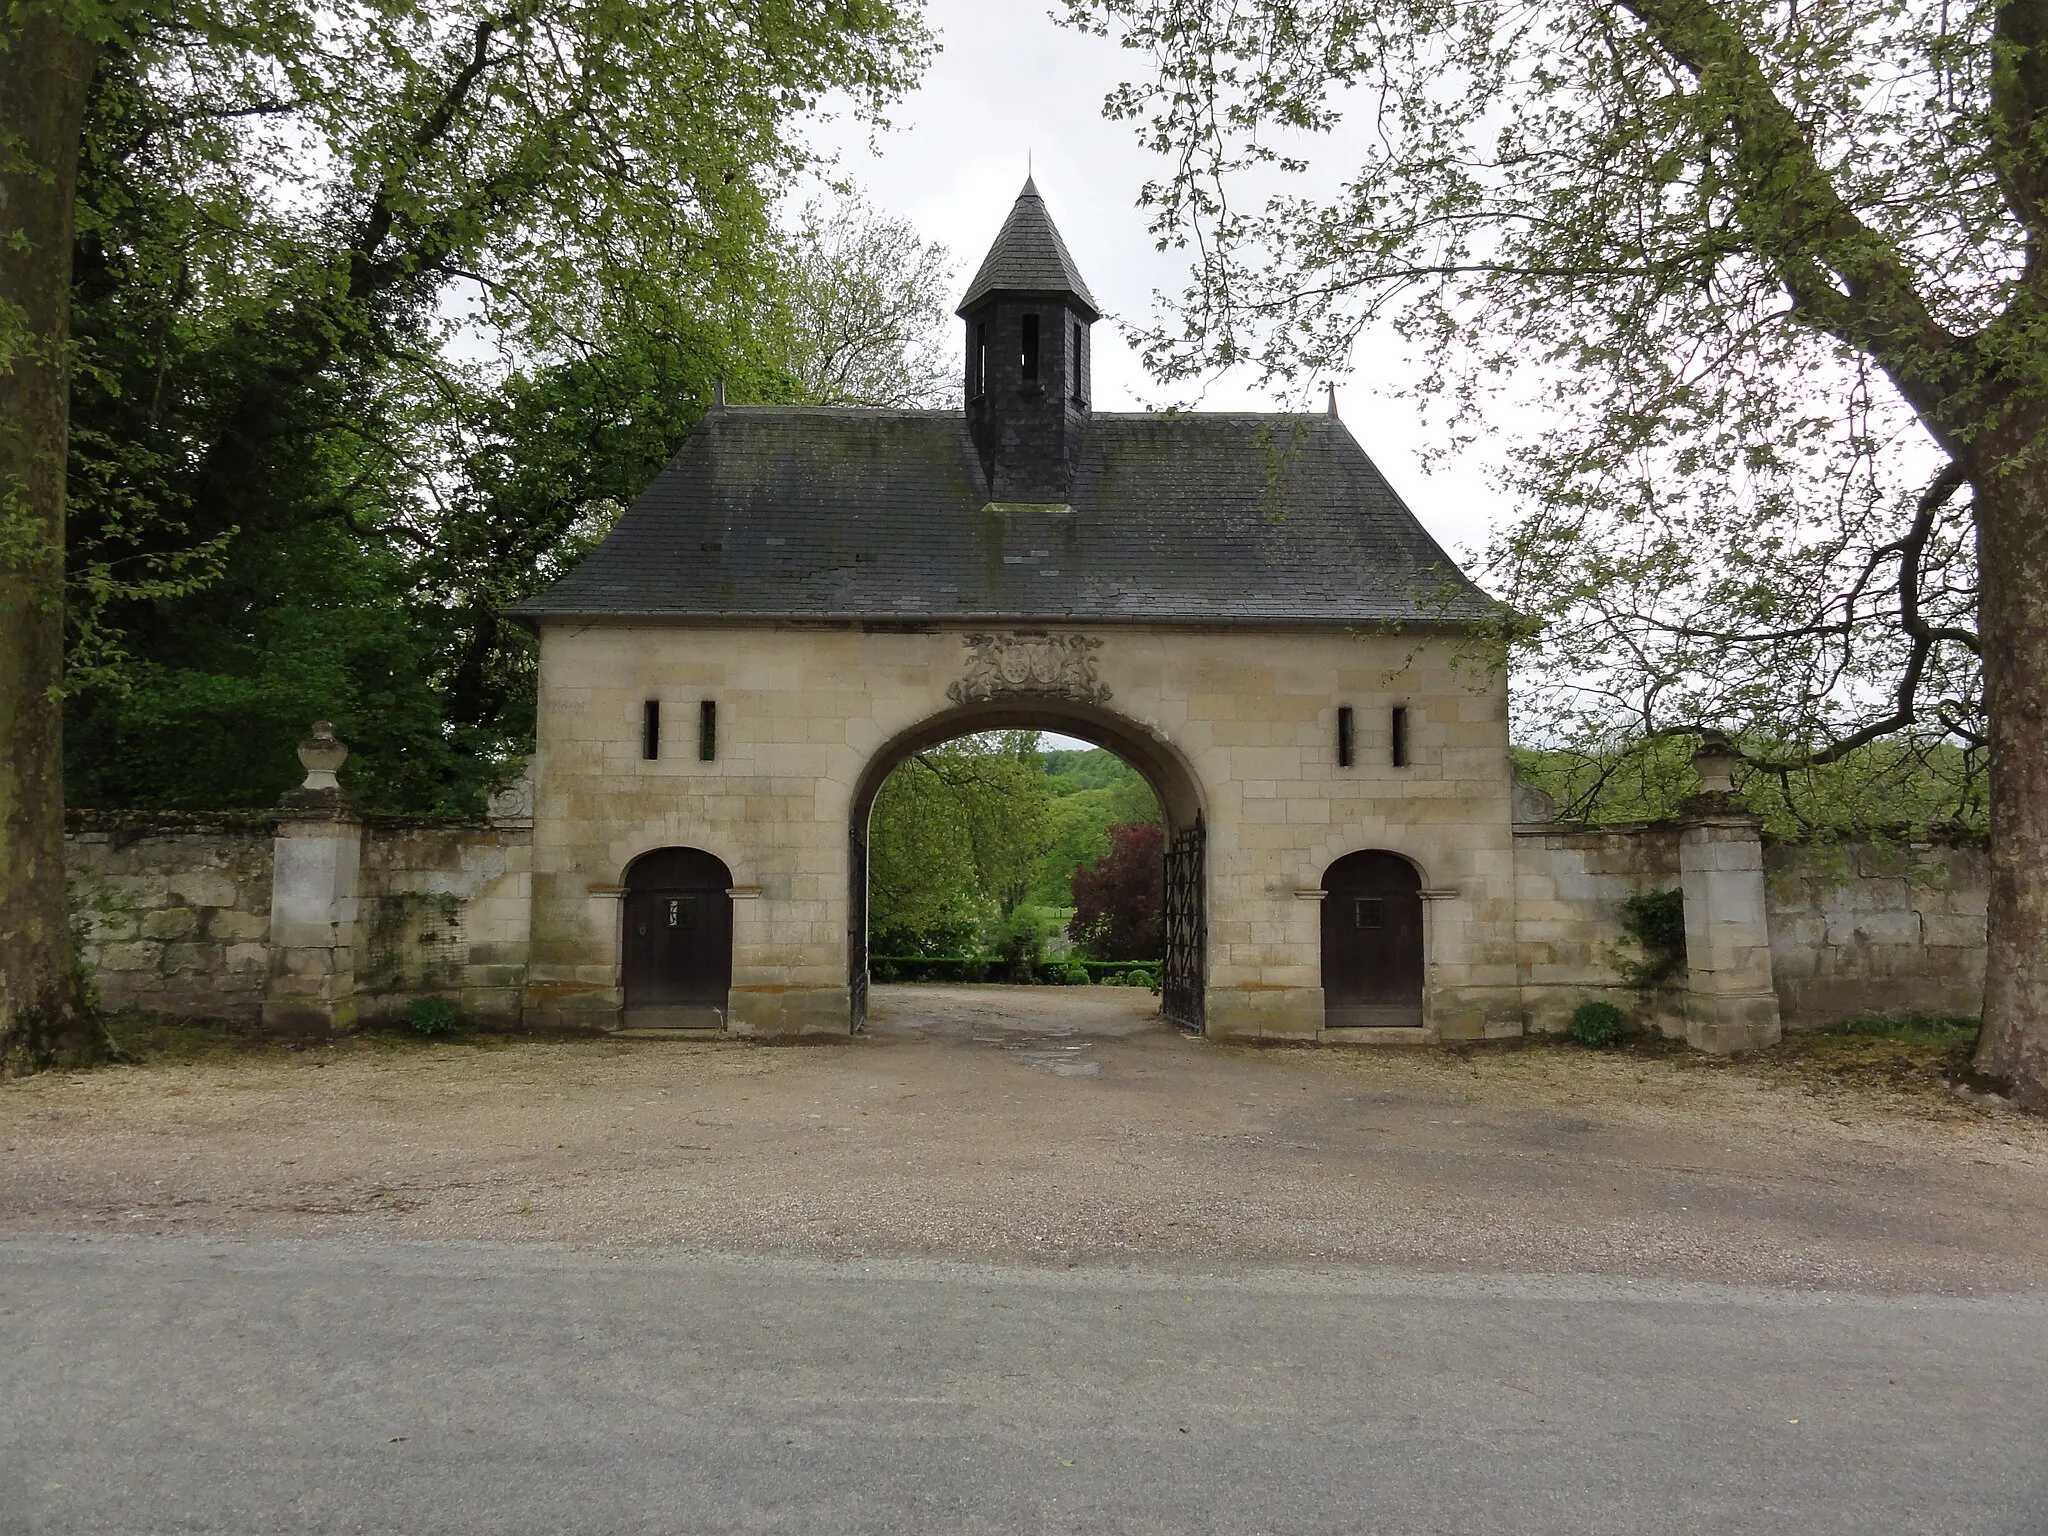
[409,997,458,1036]
[1570,1001,1628,1047]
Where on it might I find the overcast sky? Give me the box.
[803,0,1502,562]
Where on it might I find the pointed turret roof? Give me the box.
[957,177,1100,319]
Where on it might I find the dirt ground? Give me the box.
[5,984,2045,1294]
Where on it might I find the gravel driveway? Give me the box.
[5,985,2044,1293]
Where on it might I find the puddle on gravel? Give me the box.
[1013,1045,1101,1078]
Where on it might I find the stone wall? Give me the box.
[64,770,1990,1041]
[1512,819,1989,1034]
[67,812,276,1022]
[1512,822,1686,1036]
[65,810,531,1028]
[527,624,1522,1042]
[358,825,533,1025]
[1766,839,1988,1026]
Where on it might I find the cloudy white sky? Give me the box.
[804,0,1503,562]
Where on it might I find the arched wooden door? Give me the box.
[1321,851,1424,1027]
[622,847,734,1028]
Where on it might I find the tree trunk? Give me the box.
[0,13,104,1070]
[1972,440,2048,1108]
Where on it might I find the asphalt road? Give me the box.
[3,1236,2044,1535]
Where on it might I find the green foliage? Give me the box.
[1512,739,1987,840]
[58,0,934,814]
[1030,748,1162,906]
[408,997,457,1037]
[1829,1011,1978,1046]
[1570,1001,1628,1047]
[1073,0,1999,799]
[990,905,1064,982]
[867,739,1170,967]
[1614,890,1687,990]
[868,733,1057,951]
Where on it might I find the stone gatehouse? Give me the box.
[509,178,1527,1044]
[67,183,1989,1051]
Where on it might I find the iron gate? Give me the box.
[1160,814,1205,1032]
[849,825,869,1032]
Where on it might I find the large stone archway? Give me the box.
[519,621,1525,1043]
[846,699,1208,1032]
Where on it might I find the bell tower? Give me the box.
[959,177,1098,504]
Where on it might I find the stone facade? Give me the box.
[1766,839,1988,1026]
[525,624,1523,1042]
[63,748,1992,1044]
[67,798,533,1033]
[1513,821,1688,1036]
[66,812,276,1021]
[358,825,533,1025]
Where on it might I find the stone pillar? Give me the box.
[1677,736,1781,1054]
[261,722,362,1037]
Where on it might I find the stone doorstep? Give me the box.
[1319,1026,1431,1046]
[612,1026,727,1040]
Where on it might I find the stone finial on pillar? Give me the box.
[263,721,363,1037]
[1677,732,1781,1055]
[281,720,353,812]
[1689,730,1741,799]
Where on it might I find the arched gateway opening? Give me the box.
[621,847,734,1029]
[847,702,1207,1033]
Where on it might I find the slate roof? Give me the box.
[957,177,1100,318]
[512,407,1497,627]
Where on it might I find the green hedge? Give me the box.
[869,956,1160,987]
[871,955,994,983]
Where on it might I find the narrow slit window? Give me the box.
[698,699,717,762]
[1021,313,1039,380]
[1337,705,1354,768]
[975,322,988,397]
[1391,706,1409,768]
[642,699,660,760]
[1071,322,1083,400]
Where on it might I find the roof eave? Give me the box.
[955,286,1102,323]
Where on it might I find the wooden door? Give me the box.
[622,847,733,1026]
[1321,851,1424,1027]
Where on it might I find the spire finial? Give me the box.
[1326,382,1339,418]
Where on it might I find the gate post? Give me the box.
[261,722,363,1038]
[1677,736,1781,1055]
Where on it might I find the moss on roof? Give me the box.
[512,406,1496,627]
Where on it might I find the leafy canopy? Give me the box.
[1066,0,2010,817]
[60,0,938,812]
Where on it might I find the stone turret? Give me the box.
[958,177,1098,505]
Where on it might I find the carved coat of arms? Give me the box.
[948,633,1111,706]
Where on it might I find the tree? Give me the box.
[866,733,1057,951]
[1070,822,1164,961]
[1,0,106,1067]
[1073,0,2048,1105]
[53,2,933,814]
[2,0,932,1066]
[1031,747,1161,905]
[775,190,957,408]
[867,752,986,952]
